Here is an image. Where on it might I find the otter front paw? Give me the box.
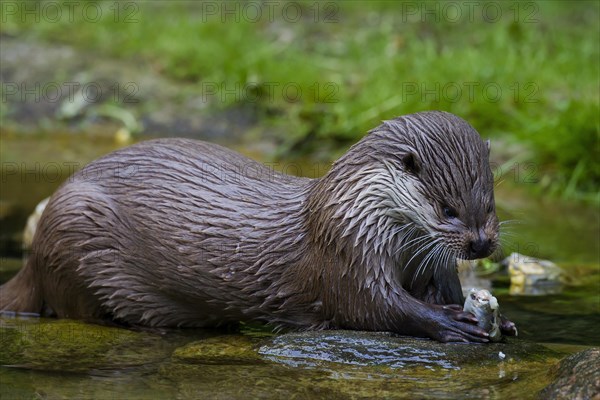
[427,304,490,343]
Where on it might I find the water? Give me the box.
[1,131,598,399]
[0,318,565,400]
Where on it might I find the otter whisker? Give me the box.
[498,221,519,236]
[439,246,456,278]
[403,236,437,270]
[431,244,448,282]
[394,233,432,259]
[498,238,514,251]
[392,229,426,253]
[401,224,427,246]
[498,231,517,239]
[393,222,417,239]
[414,240,445,286]
[425,242,449,285]
[489,246,504,261]
[498,219,520,226]
[398,229,427,249]
[387,223,420,252]
[498,227,518,244]
[412,246,436,285]
[408,237,443,286]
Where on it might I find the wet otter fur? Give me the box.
[1,111,516,342]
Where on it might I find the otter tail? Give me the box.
[0,258,43,314]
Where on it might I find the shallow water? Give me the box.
[0,318,567,400]
[1,131,599,399]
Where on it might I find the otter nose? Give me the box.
[468,237,492,259]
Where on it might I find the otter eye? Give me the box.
[442,205,458,219]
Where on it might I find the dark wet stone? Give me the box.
[258,330,557,370]
[539,348,600,400]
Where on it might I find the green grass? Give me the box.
[2,0,598,200]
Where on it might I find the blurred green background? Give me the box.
[2,0,597,202]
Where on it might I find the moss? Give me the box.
[0,317,166,372]
[172,335,261,364]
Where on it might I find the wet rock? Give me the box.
[503,252,564,295]
[159,329,564,399]
[258,330,556,370]
[0,316,168,373]
[172,335,262,364]
[252,330,566,398]
[539,348,600,400]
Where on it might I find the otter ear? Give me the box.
[485,140,491,156]
[401,152,421,175]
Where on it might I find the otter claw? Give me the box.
[500,315,518,336]
[440,304,478,324]
[454,311,478,324]
[428,305,489,343]
[442,304,464,311]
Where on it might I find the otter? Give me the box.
[0,111,516,342]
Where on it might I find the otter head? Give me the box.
[314,111,498,267]
[370,111,498,261]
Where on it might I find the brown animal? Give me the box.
[0,111,516,342]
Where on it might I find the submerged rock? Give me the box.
[539,348,600,400]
